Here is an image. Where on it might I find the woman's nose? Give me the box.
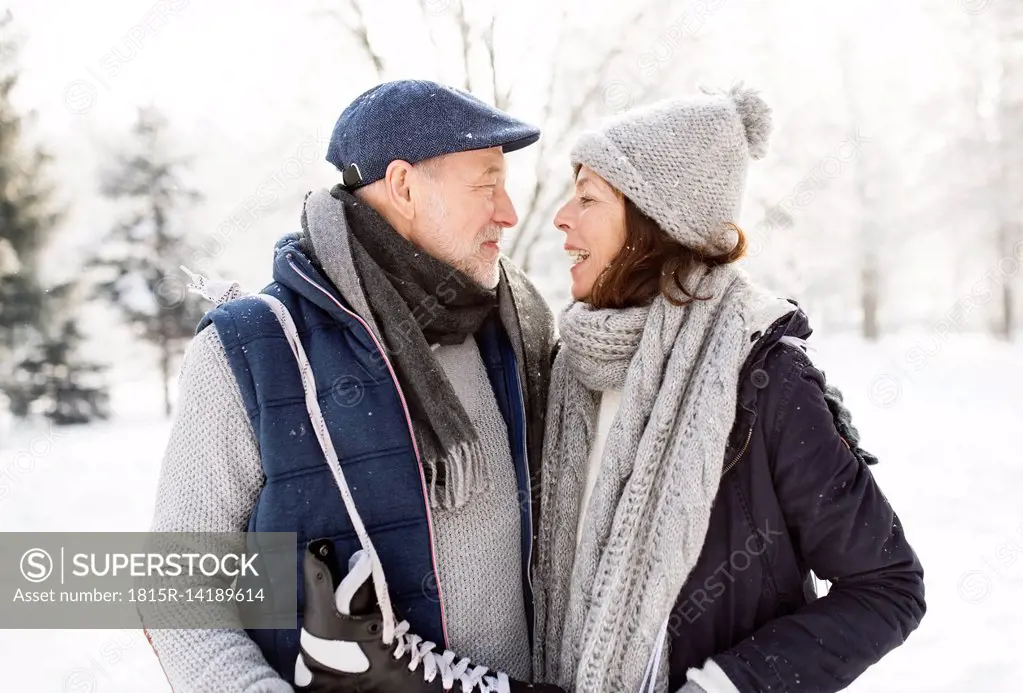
[553,202,572,234]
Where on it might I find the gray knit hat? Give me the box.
[570,83,772,254]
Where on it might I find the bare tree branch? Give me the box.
[520,177,575,271]
[348,0,386,78]
[483,13,501,107]
[313,0,680,269]
[509,169,557,262]
[454,0,474,93]
[533,8,568,129]
[415,0,445,79]
[510,4,672,264]
[506,10,569,261]
[316,0,386,79]
[511,42,646,261]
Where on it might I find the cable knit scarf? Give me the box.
[533,264,781,693]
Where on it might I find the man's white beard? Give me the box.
[421,194,501,289]
[456,239,502,289]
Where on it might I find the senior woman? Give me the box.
[533,85,925,693]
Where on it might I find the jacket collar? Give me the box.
[270,231,366,332]
[736,300,813,410]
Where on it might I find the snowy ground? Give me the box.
[0,333,1020,692]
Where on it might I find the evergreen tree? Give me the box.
[88,106,205,417]
[5,282,110,424]
[0,11,107,423]
[0,10,59,363]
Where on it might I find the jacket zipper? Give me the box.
[287,256,450,644]
[722,425,753,476]
[514,366,535,618]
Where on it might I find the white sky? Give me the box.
[12,0,334,128]
[7,0,945,172]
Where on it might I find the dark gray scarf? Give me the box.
[302,186,500,509]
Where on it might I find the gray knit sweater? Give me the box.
[146,326,530,691]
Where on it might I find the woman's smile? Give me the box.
[566,245,591,272]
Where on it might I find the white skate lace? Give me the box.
[179,265,245,305]
[391,620,510,693]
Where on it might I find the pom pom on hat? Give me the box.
[726,83,773,160]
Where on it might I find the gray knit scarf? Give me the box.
[302,186,500,510]
[533,264,784,693]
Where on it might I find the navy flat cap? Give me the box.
[326,79,541,189]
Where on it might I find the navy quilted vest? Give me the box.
[196,235,533,682]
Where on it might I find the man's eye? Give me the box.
[579,196,594,204]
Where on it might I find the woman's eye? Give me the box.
[579,196,594,205]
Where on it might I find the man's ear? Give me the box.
[382,160,415,222]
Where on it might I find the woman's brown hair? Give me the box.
[586,195,748,310]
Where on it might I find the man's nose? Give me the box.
[492,187,518,228]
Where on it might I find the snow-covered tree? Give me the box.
[920,0,1022,340]
[4,282,110,424]
[88,107,205,417]
[992,0,1023,339]
[0,10,108,423]
[836,31,889,341]
[0,10,59,362]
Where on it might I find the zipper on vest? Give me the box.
[515,366,535,609]
[286,255,450,645]
[723,425,753,475]
[505,355,534,603]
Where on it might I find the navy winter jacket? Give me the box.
[667,307,926,692]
